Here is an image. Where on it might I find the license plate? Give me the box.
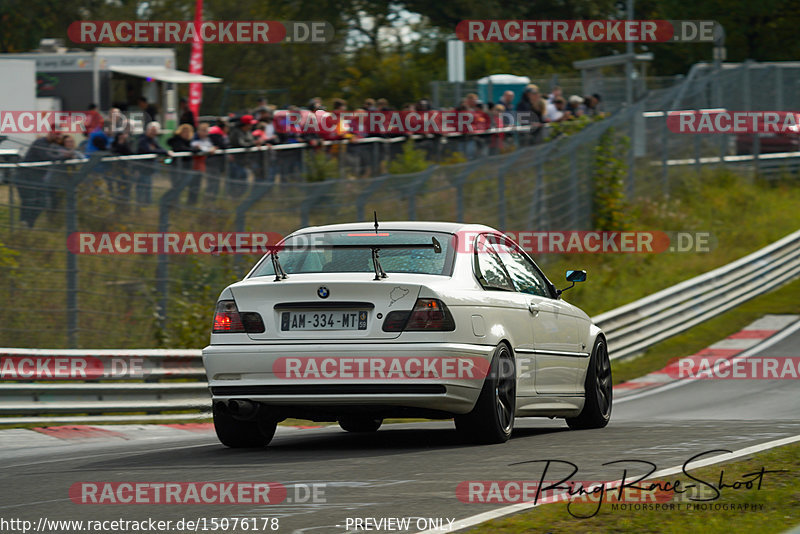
[281,311,368,331]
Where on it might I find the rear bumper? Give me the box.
[202,342,495,414]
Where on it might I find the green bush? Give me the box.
[388,139,431,174]
[303,149,339,182]
[592,129,631,231]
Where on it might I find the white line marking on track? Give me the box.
[415,433,800,533]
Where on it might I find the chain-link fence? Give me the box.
[1,61,799,348]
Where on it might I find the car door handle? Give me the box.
[528,302,539,314]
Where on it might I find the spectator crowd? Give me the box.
[11,85,604,227]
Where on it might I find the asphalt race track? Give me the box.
[2,319,799,534]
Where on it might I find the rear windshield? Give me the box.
[249,230,455,277]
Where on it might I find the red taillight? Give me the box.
[398,298,455,331]
[213,300,245,333]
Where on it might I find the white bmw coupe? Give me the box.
[202,221,611,447]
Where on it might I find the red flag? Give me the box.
[187,0,204,123]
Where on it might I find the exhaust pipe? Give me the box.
[227,399,259,420]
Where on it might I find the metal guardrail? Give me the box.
[596,228,800,360]
[0,124,548,169]
[1,228,799,425]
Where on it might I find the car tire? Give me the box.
[566,338,612,430]
[213,403,276,448]
[455,344,516,444]
[338,416,383,433]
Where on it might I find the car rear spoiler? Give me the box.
[270,236,442,281]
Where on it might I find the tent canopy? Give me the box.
[110,66,221,84]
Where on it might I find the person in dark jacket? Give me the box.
[135,122,169,204]
[167,123,202,204]
[205,119,229,198]
[111,131,134,203]
[16,131,63,227]
[179,97,196,127]
[515,85,546,145]
[227,115,262,197]
[137,97,158,125]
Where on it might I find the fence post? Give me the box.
[234,180,275,273]
[523,144,555,231]
[64,155,103,348]
[404,167,437,220]
[626,104,638,198]
[372,140,380,176]
[356,175,389,221]
[156,165,196,329]
[694,133,702,175]
[716,63,727,167]
[450,160,482,222]
[661,113,670,195]
[569,155,579,228]
[338,142,346,179]
[496,149,525,231]
[299,181,337,227]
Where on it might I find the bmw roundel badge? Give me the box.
[317,286,330,299]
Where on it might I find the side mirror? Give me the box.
[558,269,587,296]
[566,270,587,282]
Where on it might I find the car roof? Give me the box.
[290,221,498,235]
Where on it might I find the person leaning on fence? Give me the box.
[205,119,230,199]
[84,103,104,136]
[516,85,547,145]
[227,114,263,197]
[545,97,571,123]
[167,123,202,204]
[489,104,507,155]
[252,116,279,183]
[584,94,602,117]
[16,130,63,228]
[498,91,515,112]
[567,95,586,117]
[136,121,170,205]
[45,134,82,215]
[188,123,219,204]
[110,131,134,205]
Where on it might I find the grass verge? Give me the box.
[467,441,800,534]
